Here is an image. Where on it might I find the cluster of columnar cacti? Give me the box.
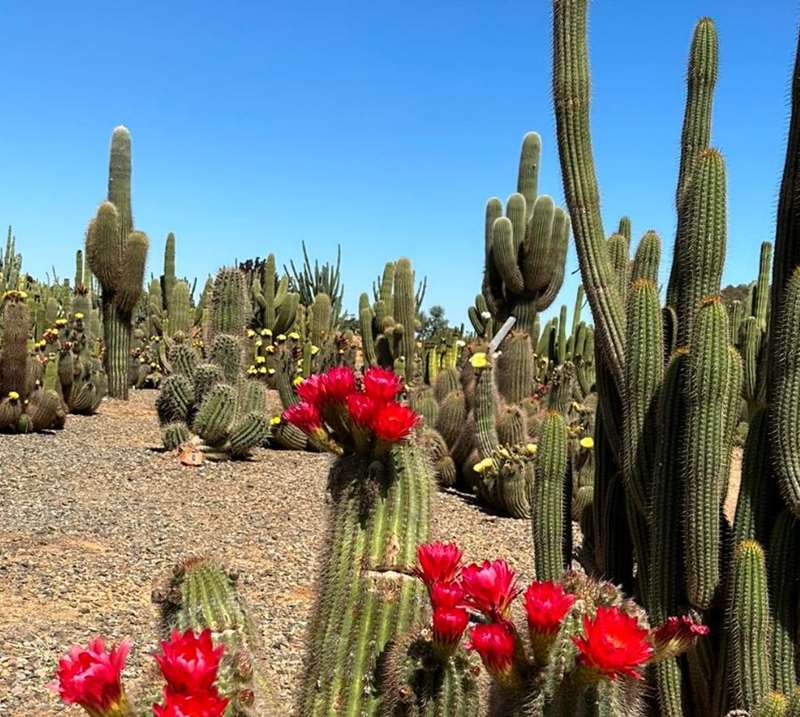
[286,240,344,331]
[85,126,149,400]
[551,1,800,713]
[155,267,269,460]
[479,132,569,337]
[360,258,427,383]
[242,253,301,335]
[0,227,22,294]
[0,290,66,432]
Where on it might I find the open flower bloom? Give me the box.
[651,615,710,662]
[432,607,470,648]
[414,542,463,587]
[346,392,379,427]
[524,580,576,635]
[466,621,520,687]
[362,367,403,402]
[49,637,131,714]
[154,629,224,694]
[371,402,420,442]
[152,688,229,717]
[573,606,654,680]
[461,559,519,620]
[321,366,356,404]
[430,580,464,609]
[295,374,326,405]
[282,402,323,434]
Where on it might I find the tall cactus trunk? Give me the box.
[298,444,432,717]
[103,295,130,400]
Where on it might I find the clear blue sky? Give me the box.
[2,1,799,326]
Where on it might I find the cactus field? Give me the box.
[4,2,800,716]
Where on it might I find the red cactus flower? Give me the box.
[346,392,379,426]
[152,688,229,717]
[432,606,469,646]
[523,580,576,635]
[282,401,323,434]
[652,615,710,662]
[371,402,420,442]
[430,580,464,609]
[49,637,130,713]
[362,367,403,402]
[296,374,326,405]
[154,629,224,694]
[573,606,654,680]
[414,542,463,587]
[461,559,519,620]
[466,621,518,679]
[321,367,356,403]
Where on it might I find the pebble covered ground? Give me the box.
[0,391,535,716]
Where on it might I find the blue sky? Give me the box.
[2,1,799,326]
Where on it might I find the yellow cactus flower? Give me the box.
[277,334,287,342]
[525,443,538,455]
[255,339,263,347]
[258,366,268,374]
[74,312,85,320]
[266,345,275,354]
[270,416,282,425]
[498,446,511,459]
[247,329,256,337]
[580,436,594,449]
[469,352,488,369]
[293,376,304,386]
[288,331,300,340]
[8,391,20,401]
[247,366,257,375]
[311,345,320,355]
[255,356,266,364]
[55,318,67,326]
[150,362,157,368]
[268,368,276,375]
[474,457,494,474]
[261,328,272,336]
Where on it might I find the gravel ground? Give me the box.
[0,390,534,716]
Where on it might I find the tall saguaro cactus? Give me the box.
[85,126,148,399]
[481,133,570,336]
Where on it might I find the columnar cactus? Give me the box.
[85,126,149,399]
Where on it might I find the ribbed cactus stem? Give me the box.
[552,0,626,389]
[394,258,417,384]
[622,275,663,516]
[753,241,772,330]
[727,540,771,712]
[298,445,432,716]
[532,410,567,581]
[682,297,730,609]
[767,510,800,694]
[162,232,176,313]
[672,149,727,347]
[770,266,800,517]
